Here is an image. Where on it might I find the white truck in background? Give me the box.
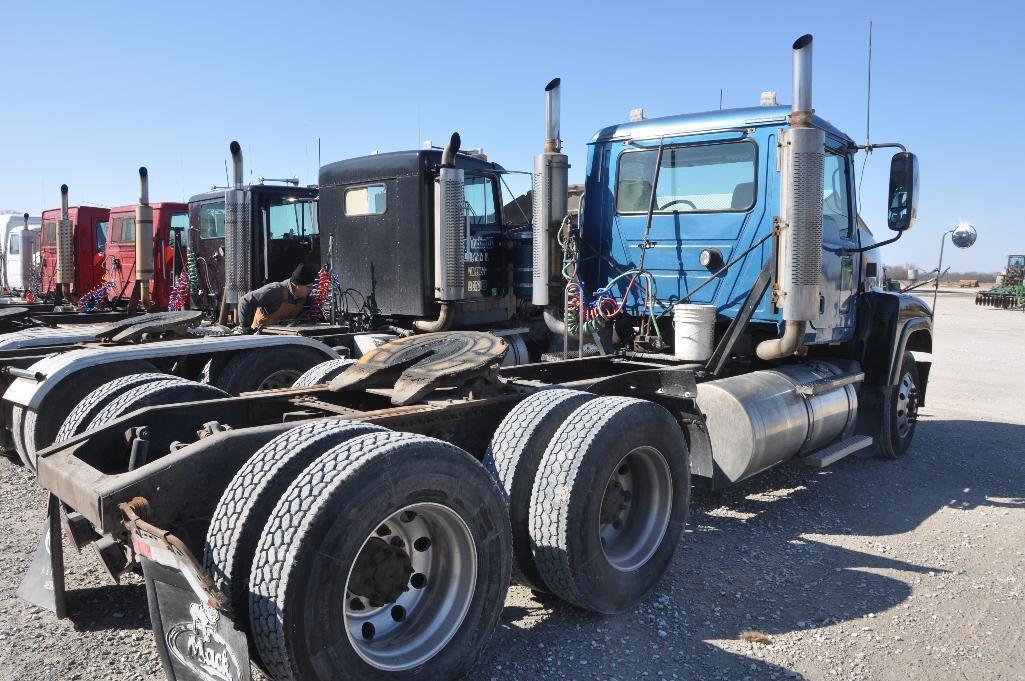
[0,212,41,293]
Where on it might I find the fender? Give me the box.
[0,325,106,352]
[3,335,339,411]
[856,291,932,401]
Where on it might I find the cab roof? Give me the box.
[320,149,505,187]
[590,105,852,145]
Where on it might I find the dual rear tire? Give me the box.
[486,390,691,614]
[204,422,512,681]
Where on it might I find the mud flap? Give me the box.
[142,558,251,681]
[17,494,67,618]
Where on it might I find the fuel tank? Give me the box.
[696,361,858,484]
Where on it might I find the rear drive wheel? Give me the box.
[85,379,229,462]
[56,373,188,445]
[529,396,690,614]
[203,418,387,662]
[249,431,511,681]
[877,352,920,458]
[21,360,158,471]
[484,388,595,592]
[291,358,355,387]
[213,346,327,393]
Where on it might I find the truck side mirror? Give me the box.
[887,152,919,231]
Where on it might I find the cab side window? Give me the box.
[823,153,852,238]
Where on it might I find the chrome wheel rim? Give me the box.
[257,369,302,390]
[344,502,477,671]
[895,371,918,439]
[599,446,673,571]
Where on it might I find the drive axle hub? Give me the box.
[348,537,414,607]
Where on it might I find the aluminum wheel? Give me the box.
[895,370,919,439]
[344,502,477,671]
[599,446,673,572]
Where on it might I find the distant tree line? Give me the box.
[882,262,999,283]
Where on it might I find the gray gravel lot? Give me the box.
[1,293,1022,681]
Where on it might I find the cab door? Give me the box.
[810,138,858,340]
[258,194,318,286]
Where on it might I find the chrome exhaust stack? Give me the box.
[19,213,32,290]
[756,34,824,360]
[55,184,74,286]
[434,132,466,304]
[135,168,155,301]
[223,141,251,308]
[533,77,569,309]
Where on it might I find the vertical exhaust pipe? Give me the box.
[533,77,569,311]
[55,183,75,287]
[435,132,465,302]
[757,34,824,361]
[223,140,252,320]
[419,133,465,331]
[19,213,32,291]
[135,167,154,304]
[545,78,561,153]
[791,33,814,122]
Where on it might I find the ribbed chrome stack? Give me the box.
[437,166,466,301]
[223,141,251,305]
[55,184,74,285]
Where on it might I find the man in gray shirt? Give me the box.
[237,263,316,331]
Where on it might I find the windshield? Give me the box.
[616,141,757,214]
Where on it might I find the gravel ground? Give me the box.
[1,293,1022,681]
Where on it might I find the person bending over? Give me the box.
[237,263,316,331]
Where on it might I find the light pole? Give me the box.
[932,222,977,316]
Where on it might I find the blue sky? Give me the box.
[1,1,1020,271]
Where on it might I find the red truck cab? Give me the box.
[39,206,110,297]
[104,203,187,308]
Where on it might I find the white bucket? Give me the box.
[673,303,717,361]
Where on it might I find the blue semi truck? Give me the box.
[23,34,932,681]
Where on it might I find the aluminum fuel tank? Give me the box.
[696,361,858,484]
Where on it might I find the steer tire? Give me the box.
[213,346,327,394]
[249,431,512,681]
[21,360,158,471]
[483,388,595,592]
[529,396,690,614]
[56,373,187,445]
[877,352,921,459]
[203,418,387,663]
[291,358,355,388]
